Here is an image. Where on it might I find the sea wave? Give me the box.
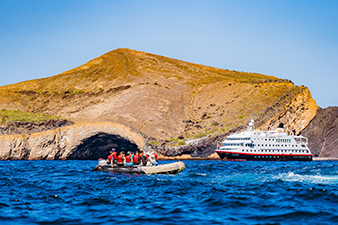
[0,160,338,224]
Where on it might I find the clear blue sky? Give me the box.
[0,0,337,108]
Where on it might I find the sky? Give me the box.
[0,0,337,108]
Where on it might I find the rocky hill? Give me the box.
[300,107,338,157]
[0,48,319,159]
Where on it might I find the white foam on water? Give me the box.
[274,172,338,184]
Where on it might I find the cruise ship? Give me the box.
[215,119,312,161]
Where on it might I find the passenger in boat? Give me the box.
[111,148,118,167]
[117,151,125,167]
[151,152,158,166]
[145,152,156,166]
[133,151,141,166]
[125,151,133,166]
[153,152,158,163]
[106,151,113,166]
[141,150,147,166]
[144,152,150,166]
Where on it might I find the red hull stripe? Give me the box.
[216,150,312,157]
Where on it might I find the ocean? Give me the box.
[1,160,338,224]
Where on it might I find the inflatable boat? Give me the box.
[92,161,186,174]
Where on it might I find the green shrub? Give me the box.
[0,109,62,123]
[178,140,186,146]
[211,122,218,126]
[73,89,85,94]
[169,138,179,143]
[149,141,159,146]
[194,132,206,138]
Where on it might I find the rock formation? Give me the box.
[300,107,338,157]
[0,119,73,135]
[0,122,146,160]
[259,87,318,134]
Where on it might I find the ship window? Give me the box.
[269,144,271,147]
[265,139,267,141]
[269,139,271,141]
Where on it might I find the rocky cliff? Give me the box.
[300,107,338,157]
[259,87,318,134]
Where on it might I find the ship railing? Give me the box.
[294,137,308,144]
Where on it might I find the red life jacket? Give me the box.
[125,155,131,163]
[154,153,158,161]
[117,155,123,163]
[133,154,139,163]
[108,155,112,160]
[112,152,117,160]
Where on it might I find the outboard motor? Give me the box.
[98,158,106,166]
[278,123,284,128]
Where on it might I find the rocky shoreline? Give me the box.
[150,126,244,158]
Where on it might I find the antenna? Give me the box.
[248,119,254,131]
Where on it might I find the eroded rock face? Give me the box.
[0,122,146,160]
[259,88,318,135]
[0,119,74,135]
[300,107,338,157]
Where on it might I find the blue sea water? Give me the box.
[1,160,338,225]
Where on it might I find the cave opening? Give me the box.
[67,132,139,160]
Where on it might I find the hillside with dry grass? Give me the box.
[0,48,315,146]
